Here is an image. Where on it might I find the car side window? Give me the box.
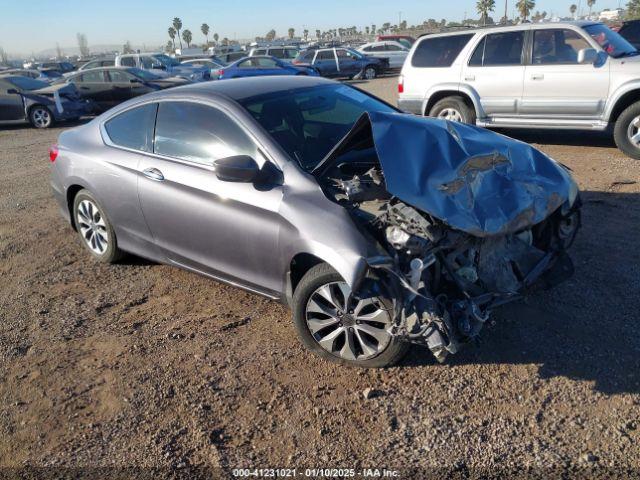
[284,49,299,59]
[255,49,267,55]
[385,44,401,51]
[300,50,315,61]
[104,103,157,153]
[411,34,474,67]
[120,57,136,67]
[256,58,278,67]
[81,71,106,82]
[532,29,591,65]
[317,50,335,61]
[108,70,134,82]
[154,102,257,166]
[470,31,525,67]
[270,48,285,58]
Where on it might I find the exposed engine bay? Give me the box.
[314,112,581,362]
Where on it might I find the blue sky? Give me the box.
[0,0,626,55]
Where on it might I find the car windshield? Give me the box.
[128,67,161,80]
[7,76,48,91]
[346,48,363,59]
[583,24,638,58]
[153,54,181,67]
[238,84,396,170]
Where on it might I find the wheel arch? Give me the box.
[424,89,478,117]
[66,184,86,231]
[607,88,640,124]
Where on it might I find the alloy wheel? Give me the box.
[32,108,52,128]
[437,108,463,122]
[364,67,376,80]
[76,199,109,255]
[627,115,640,147]
[305,281,393,361]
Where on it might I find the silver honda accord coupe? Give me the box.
[50,76,581,367]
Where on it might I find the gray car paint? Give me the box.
[50,77,375,303]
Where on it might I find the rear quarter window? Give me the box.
[104,104,157,153]
[411,34,474,67]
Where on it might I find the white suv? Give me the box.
[398,21,640,158]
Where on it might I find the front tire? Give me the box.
[364,66,377,80]
[72,190,124,263]
[292,263,409,367]
[614,101,640,160]
[429,96,476,124]
[29,105,54,129]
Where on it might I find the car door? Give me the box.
[336,49,360,77]
[73,70,113,110]
[463,29,527,116]
[137,100,284,295]
[0,79,26,121]
[107,69,154,104]
[313,50,339,77]
[521,28,610,117]
[384,42,408,68]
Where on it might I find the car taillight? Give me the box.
[398,75,404,94]
[49,144,58,163]
[216,69,224,76]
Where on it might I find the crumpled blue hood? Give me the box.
[331,111,579,237]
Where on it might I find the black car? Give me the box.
[618,20,640,50]
[58,67,190,112]
[0,75,92,128]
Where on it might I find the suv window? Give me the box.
[107,70,134,82]
[412,34,474,67]
[533,29,591,64]
[284,48,299,59]
[254,49,267,55]
[120,56,136,67]
[80,70,105,82]
[317,50,335,61]
[299,50,315,62]
[469,31,525,66]
[269,48,285,58]
[154,102,256,166]
[104,103,157,152]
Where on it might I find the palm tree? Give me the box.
[182,29,192,48]
[570,4,577,18]
[213,33,219,44]
[303,29,309,41]
[201,23,210,45]
[516,0,535,21]
[288,27,295,39]
[172,17,183,49]
[587,0,596,18]
[168,27,176,50]
[477,0,496,25]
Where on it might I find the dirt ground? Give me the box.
[1,76,639,479]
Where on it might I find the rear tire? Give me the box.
[72,189,124,263]
[29,105,54,129]
[292,263,409,368]
[613,101,640,160]
[429,96,476,124]
[364,66,377,80]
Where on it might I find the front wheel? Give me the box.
[363,66,377,80]
[429,96,476,124]
[292,263,409,367]
[613,101,640,160]
[29,105,54,129]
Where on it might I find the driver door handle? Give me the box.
[531,73,545,80]
[143,167,164,181]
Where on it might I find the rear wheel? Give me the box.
[613,101,640,160]
[72,190,124,263]
[364,66,377,80]
[29,105,53,129]
[429,96,476,124]
[292,263,409,367]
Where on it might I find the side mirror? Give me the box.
[214,155,260,183]
[577,48,598,65]
[7,88,18,94]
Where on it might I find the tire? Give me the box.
[364,66,377,80]
[29,105,54,129]
[292,263,409,368]
[428,96,476,124]
[613,101,640,160]
[72,189,124,263]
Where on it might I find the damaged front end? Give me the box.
[314,111,581,362]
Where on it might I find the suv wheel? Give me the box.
[292,263,409,367]
[614,101,640,159]
[429,96,476,124]
[72,190,124,263]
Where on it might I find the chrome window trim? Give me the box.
[99,96,283,171]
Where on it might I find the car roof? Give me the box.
[146,75,335,102]
[419,21,601,38]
